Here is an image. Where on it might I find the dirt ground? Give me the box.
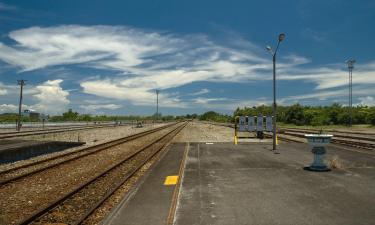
[173,121,234,142]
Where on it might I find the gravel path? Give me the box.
[0,123,167,172]
[173,121,234,142]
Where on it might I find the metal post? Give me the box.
[17,80,26,131]
[156,90,159,121]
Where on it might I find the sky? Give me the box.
[0,0,374,116]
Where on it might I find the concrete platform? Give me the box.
[103,143,187,225]
[0,139,84,164]
[104,142,375,225]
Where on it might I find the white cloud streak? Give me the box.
[189,88,210,96]
[80,104,122,112]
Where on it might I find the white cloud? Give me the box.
[0,25,271,109]
[0,25,183,72]
[278,64,375,90]
[279,87,375,106]
[31,79,70,114]
[0,104,18,113]
[0,25,374,111]
[358,96,375,106]
[0,89,7,95]
[0,80,70,115]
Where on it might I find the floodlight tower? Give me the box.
[266,33,286,152]
[346,59,356,127]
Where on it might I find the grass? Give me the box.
[327,155,344,169]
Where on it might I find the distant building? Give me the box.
[22,109,48,120]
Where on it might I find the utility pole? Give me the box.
[156,90,160,121]
[346,59,355,127]
[17,80,26,131]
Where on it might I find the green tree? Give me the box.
[62,109,79,121]
[285,104,305,125]
[366,107,375,125]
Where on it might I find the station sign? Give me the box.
[266,116,273,132]
[248,116,255,131]
[257,116,264,131]
[239,116,247,131]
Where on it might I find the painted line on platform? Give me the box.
[166,142,189,225]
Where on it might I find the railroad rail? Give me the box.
[279,127,375,136]
[281,128,375,141]
[0,123,125,139]
[0,122,177,185]
[15,121,187,225]
[0,121,186,225]
[280,130,375,150]
[201,121,375,150]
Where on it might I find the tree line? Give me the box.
[233,103,375,126]
[1,104,374,126]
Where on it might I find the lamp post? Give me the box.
[266,33,285,152]
[346,59,355,127]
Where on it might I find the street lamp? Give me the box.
[266,33,285,152]
[346,59,356,127]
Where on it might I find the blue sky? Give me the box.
[0,0,374,115]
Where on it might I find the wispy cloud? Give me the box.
[301,28,328,43]
[193,97,228,104]
[80,104,122,113]
[188,88,210,96]
[278,63,375,90]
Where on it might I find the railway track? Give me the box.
[202,121,375,150]
[280,130,375,150]
[281,128,375,142]
[280,127,375,136]
[0,123,122,139]
[0,121,186,225]
[0,122,176,185]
